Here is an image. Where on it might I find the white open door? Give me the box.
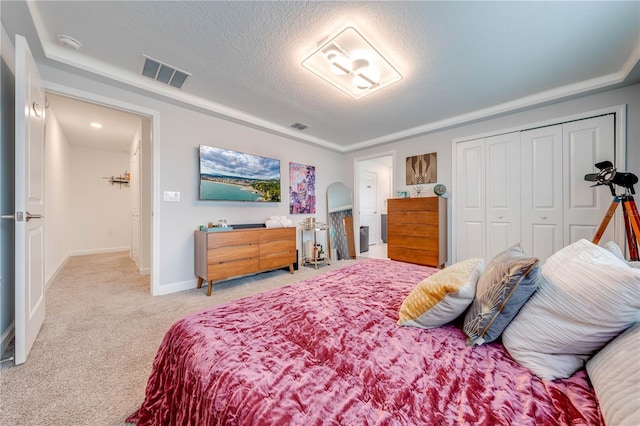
[359,170,377,250]
[14,34,46,365]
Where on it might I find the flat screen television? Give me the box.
[199,145,281,202]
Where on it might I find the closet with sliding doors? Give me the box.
[453,111,626,264]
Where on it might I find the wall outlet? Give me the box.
[163,191,180,202]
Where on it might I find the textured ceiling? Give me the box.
[3,1,639,152]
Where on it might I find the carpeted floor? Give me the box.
[0,251,360,425]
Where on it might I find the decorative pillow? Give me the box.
[502,239,640,380]
[603,240,625,260]
[463,244,542,346]
[398,258,484,329]
[603,240,640,269]
[586,322,640,426]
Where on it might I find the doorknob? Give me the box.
[25,211,44,222]
[1,212,43,221]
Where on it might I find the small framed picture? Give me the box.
[397,191,409,198]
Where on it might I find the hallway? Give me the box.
[359,243,388,260]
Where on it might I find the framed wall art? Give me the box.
[406,152,437,185]
[289,162,316,214]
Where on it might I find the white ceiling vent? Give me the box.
[290,122,310,131]
[139,55,191,89]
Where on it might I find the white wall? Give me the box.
[346,83,640,264]
[43,108,71,284]
[69,145,131,255]
[33,59,639,294]
[39,62,347,294]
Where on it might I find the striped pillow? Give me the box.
[587,322,640,426]
[502,239,640,380]
[398,258,483,329]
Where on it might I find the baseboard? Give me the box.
[1,322,14,359]
[139,266,150,275]
[155,278,198,296]
[46,254,70,291]
[69,247,130,256]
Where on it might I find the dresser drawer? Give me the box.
[387,247,440,267]
[208,230,261,249]
[260,252,295,270]
[388,223,439,238]
[208,258,259,280]
[259,227,295,243]
[260,239,295,256]
[209,245,259,263]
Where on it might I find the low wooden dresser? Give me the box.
[195,227,296,296]
[387,197,447,268]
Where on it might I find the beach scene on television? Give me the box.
[199,145,281,202]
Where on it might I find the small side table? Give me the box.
[299,222,331,269]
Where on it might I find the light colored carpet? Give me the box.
[0,251,361,425]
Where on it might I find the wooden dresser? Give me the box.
[387,197,447,268]
[194,227,296,296]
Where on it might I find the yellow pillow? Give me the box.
[398,258,484,328]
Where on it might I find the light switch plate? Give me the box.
[163,191,180,202]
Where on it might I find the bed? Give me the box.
[127,256,617,426]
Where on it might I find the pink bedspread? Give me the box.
[129,259,603,425]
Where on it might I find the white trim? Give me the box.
[42,81,161,297]
[352,150,396,254]
[343,74,634,152]
[69,247,130,256]
[155,278,198,296]
[45,254,69,291]
[1,24,15,74]
[452,105,628,144]
[451,105,627,263]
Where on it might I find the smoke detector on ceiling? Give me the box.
[56,34,82,50]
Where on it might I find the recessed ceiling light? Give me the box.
[90,122,103,129]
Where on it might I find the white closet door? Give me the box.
[455,139,485,260]
[485,132,521,259]
[563,115,616,245]
[521,125,563,262]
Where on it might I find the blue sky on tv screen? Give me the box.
[200,145,280,180]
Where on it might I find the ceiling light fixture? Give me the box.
[90,122,103,129]
[302,26,402,99]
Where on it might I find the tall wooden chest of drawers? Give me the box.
[194,227,296,296]
[387,197,447,268]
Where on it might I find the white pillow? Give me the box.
[603,240,640,269]
[603,240,625,260]
[587,323,640,426]
[502,239,640,380]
